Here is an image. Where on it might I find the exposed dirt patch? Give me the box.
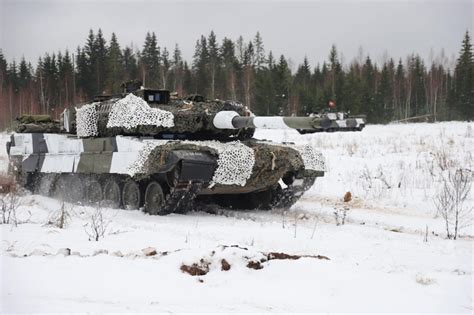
[221,259,231,271]
[180,259,210,276]
[344,191,352,202]
[247,261,263,270]
[267,252,330,261]
[267,252,300,260]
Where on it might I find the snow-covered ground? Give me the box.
[1,122,473,312]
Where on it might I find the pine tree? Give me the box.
[362,56,377,122]
[182,61,194,94]
[171,44,184,95]
[376,61,394,122]
[94,29,108,95]
[253,32,266,71]
[394,59,405,119]
[454,31,474,119]
[192,36,209,95]
[141,32,161,88]
[207,31,220,99]
[242,41,255,109]
[0,50,7,88]
[123,46,138,82]
[220,37,237,99]
[106,32,124,93]
[160,47,170,89]
[274,55,292,114]
[294,56,312,114]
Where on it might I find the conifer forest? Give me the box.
[0,29,472,130]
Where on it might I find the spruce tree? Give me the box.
[106,32,124,93]
[0,50,7,88]
[171,44,184,94]
[123,46,138,82]
[206,31,220,99]
[161,47,170,89]
[454,31,474,119]
[253,32,266,71]
[94,29,108,94]
[220,37,237,99]
[141,32,161,88]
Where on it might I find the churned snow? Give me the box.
[1,122,473,313]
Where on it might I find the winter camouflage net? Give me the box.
[127,140,255,186]
[188,141,255,187]
[76,103,99,137]
[107,93,174,129]
[289,144,326,171]
[126,140,169,176]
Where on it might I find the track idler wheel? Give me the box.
[102,177,121,208]
[122,179,141,210]
[144,181,166,215]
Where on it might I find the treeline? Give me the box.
[0,29,472,129]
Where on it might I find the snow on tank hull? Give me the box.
[7,133,325,214]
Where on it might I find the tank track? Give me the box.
[22,171,315,215]
[162,181,203,215]
[272,177,316,209]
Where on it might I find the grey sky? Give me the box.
[1,0,472,70]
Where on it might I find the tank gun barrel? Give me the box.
[213,111,366,132]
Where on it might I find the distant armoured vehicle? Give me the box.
[7,80,365,215]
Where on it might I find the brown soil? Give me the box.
[247,261,263,270]
[221,259,231,271]
[180,261,210,276]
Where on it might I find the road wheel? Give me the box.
[85,177,102,205]
[52,174,84,203]
[144,181,165,215]
[103,177,121,208]
[34,174,57,196]
[122,179,141,210]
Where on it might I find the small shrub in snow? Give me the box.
[334,206,349,226]
[434,168,472,240]
[47,201,72,229]
[1,191,21,226]
[84,206,111,241]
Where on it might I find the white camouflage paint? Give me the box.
[9,133,320,185]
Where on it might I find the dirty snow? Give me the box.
[1,122,473,313]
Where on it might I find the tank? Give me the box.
[6,80,366,215]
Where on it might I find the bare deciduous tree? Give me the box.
[434,169,473,240]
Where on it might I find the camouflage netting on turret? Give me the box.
[76,103,99,137]
[75,94,175,138]
[107,94,174,129]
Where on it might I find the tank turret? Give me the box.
[57,82,365,140]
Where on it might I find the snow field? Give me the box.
[1,122,473,312]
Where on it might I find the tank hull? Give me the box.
[7,133,325,214]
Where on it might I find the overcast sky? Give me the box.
[1,0,472,69]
